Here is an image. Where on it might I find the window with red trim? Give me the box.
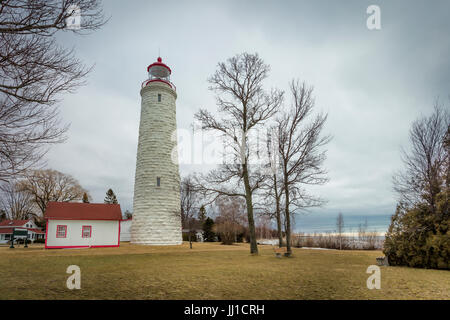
[56,225,67,238]
[82,226,91,238]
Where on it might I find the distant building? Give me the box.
[0,219,45,244]
[120,219,132,242]
[182,229,204,242]
[44,202,122,249]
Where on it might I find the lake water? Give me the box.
[294,213,392,235]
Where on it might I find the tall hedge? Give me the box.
[384,190,449,270]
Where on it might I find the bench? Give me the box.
[376,256,389,266]
[272,245,288,258]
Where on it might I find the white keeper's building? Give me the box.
[44,202,122,249]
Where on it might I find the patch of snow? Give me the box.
[300,247,336,250]
[257,239,278,245]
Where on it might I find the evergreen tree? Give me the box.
[124,210,132,219]
[202,217,216,242]
[104,189,118,204]
[82,192,90,203]
[0,209,6,221]
[198,205,206,224]
[384,191,449,269]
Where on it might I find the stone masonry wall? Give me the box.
[131,82,182,245]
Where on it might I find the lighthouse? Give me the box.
[131,57,182,245]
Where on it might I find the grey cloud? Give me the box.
[46,1,449,226]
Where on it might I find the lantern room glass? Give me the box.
[148,65,171,83]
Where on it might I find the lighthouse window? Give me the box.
[157,177,161,187]
[158,94,161,102]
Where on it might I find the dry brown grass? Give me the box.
[0,242,448,300]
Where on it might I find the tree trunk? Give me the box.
[283,167,292,256]
[273,174,283,248]
[276,201,282,248]
[189,227,193,249]
[243,163,258,254]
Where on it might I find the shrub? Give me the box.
[182,232,198,242]
[214,219,241,245]
[384,191,449,270]
[236,232,245,243]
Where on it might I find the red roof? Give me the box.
[45,202,122,221]
[28,228,45,234]
[0,227,44,234]
[147,57,172,74]
[0,219,31,227]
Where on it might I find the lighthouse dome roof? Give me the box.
[147,57,171,77]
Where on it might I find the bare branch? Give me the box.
[0,0,106,181]
[393,102,449,212]
[274,79,331,254]
[194,53,283,254]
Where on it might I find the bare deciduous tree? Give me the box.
[393,103,449,213]
[194,53,283,254]
[181,175,202,249]
[214,196,247,245]
[260,130,285,247]
[0,180,35,220]
[255,214,274,240]
[17,169,90,218]
[276,80,331,256]
[358,218,378,250]
[444,125,450,187]
[0,0,107,181]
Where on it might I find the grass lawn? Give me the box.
[0,242,448,300]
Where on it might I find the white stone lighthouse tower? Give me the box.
[131,57,182,245]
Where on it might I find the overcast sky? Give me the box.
[47,0,450,226]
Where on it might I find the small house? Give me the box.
[44,202,122,249]
[182,228,204,242]
[0,219,45,244]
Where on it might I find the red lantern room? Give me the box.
[142,57,176,91]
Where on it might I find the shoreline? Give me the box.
[294,231,386,237]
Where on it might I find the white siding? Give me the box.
[120,220,132,242]
[46,219,119,248]
[21,220,38,229]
